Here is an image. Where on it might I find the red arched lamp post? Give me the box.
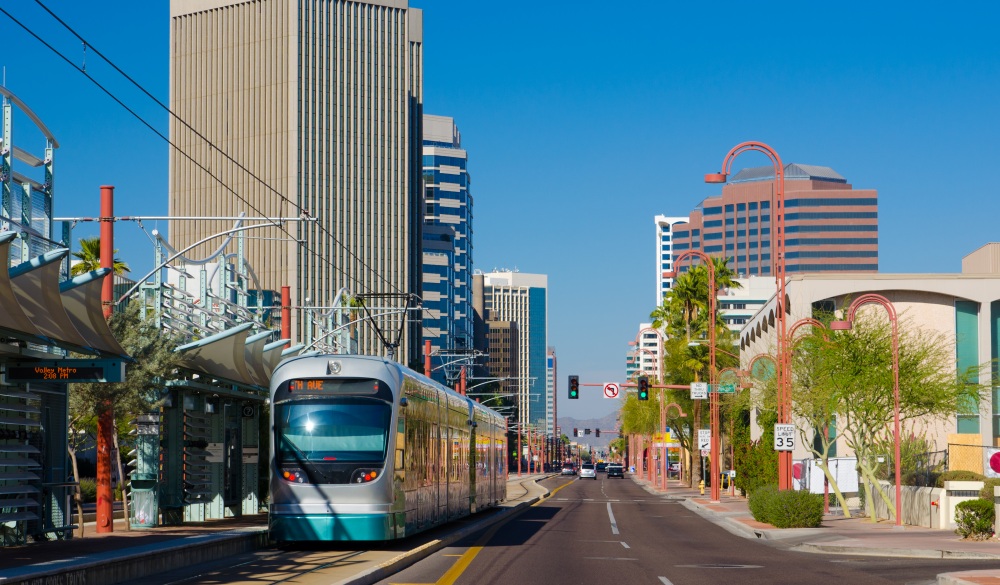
[705,141,789,489]
[830,293,902,527]
[718,366,747,496]
[659,400,687,491]
[662,249,719,502]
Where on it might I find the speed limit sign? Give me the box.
[774,424,795,452]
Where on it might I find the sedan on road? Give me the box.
[561,463,576,476]
[579,463,597,479]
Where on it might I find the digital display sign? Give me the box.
[285,379,380,395]
[5,359,124,383]
[289,379,328,392]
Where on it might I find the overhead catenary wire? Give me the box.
[3,1,406,297]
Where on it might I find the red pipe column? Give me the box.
[280,286,291,348]
[97,185,114,533]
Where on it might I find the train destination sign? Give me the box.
[4,359,125,383]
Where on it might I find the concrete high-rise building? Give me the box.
[485,321,519,397]
[422,114,473,376]
[666,163,878,278]
[481,271,548,436]
[655,215,689,306]
[626,323,663,381]
[168,0,424,363]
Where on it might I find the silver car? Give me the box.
[579,463,597,479]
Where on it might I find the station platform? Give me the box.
[0,473,552,585]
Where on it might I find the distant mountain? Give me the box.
[556,411,620,452]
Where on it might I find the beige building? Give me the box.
[168,0,424,361]
[739,248,1000,474]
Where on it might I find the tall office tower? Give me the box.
[626,323,663,381]
[169,0,424,363]
[482,271,548,436]
[422,115,473,374]
[669,164,878,277]
[421,224,456,384]
[471,273,489,379]
[655,216,689,306]
[545,348,557,437]
[485,321,519,397]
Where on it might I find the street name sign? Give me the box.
[774,424,795,452]
[716,383,736,393]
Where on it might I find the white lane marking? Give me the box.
[659,577,674,585]
[620,541,630,549]
[607,502,620,535]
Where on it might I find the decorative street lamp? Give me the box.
[662,249,719,502]
[830,293,902,527]
[635,327,665,380]
[659,398,687,491]
[705,141,789,489]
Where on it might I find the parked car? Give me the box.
[606,464,624,478]
[579,463,597,479]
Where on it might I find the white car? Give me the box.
[579,463,597,479]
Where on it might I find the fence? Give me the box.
[905,449,948,487]
[948,443,1000,478]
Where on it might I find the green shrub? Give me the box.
[748,484,778,522]
[78,478,97,503]
[747,485,824,528]
[955,499,995,540]
[935,470,985,487]
[979,478,1000,500]
[769,490,824,528]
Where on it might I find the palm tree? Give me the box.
[71,236,131,276]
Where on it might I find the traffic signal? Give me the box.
[596,428,601,437]
[568,375,580,399]
[573,427,578,437]
[638,376,649,400]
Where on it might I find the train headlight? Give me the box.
[350,468,382,484]
[281,468,307,483]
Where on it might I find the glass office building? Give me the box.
[422,115,473,383]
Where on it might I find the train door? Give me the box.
[432,421,441,522]
[222,403,242,510]
[468,402,476,513]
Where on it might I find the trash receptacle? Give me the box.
[130,479,159,529]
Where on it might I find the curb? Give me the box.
[790,543,1000,560]
[0,527,270,585]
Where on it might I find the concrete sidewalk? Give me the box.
[629,473,1000,585]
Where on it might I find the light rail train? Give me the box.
[268,354,508,542]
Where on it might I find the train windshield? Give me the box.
[276,398,391,463]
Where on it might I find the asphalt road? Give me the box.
[115,474,1000,585]
[376,475,1000,585]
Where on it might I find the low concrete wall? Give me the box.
[866,480,984,528]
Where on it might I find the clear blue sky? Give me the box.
[4,1,1000,421]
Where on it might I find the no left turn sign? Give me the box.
[603,382,620,399]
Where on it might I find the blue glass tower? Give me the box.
[422,115,473,384]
